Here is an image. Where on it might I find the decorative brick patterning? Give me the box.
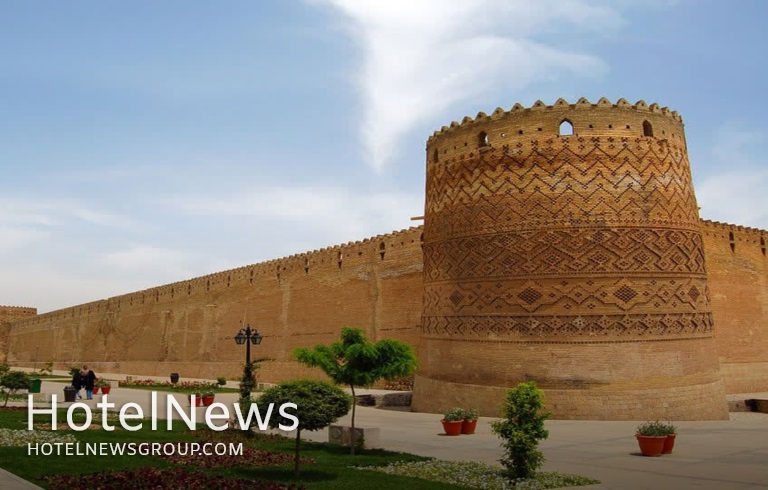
[3,97,766,421]
[414,97,728,420]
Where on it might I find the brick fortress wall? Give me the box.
[3,98,766,420]
[5,228,423,382]
[701,220,768,393]
[413,97,728,420]
[0,306,37,363]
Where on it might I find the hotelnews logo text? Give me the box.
[26,393,299,432]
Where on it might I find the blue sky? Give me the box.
[1,1,766,313]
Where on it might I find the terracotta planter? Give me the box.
[100,386,111,395]
[441,419,463,436]
[92,386,100,394]
[662,434,676,454]
[461,419,478,435]
[188,395,203,407]
[202,395,215,407]
[636,435,666,457]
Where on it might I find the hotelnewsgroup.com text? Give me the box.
[28,442,243,457]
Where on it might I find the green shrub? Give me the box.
[491,381,550,481]
[462,408,479,421]
[257,379,351,478]
[443,407,464,422]
[636,421,674,436]
[216,376,227,386]
[0,362,9,375]
[1,371,31,407]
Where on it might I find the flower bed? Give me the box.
[46,468,304,490]
[0,429,77,447]
[356,460,599,490]
[160,446,315,469]
[118,379,219,390]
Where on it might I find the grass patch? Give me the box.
[0,408,598,489]
[357,460,600,489]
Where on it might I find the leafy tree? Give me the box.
[257,380,351,479]
[293,327,417,455]
[1,371,31,407]
[239,357,272,402]
[491,381,551,481]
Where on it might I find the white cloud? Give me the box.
[164,185,422,244]
[313,0,626,171]
[695,124,768,229]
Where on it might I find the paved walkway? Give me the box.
[1,371,767,489]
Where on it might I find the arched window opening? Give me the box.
[559,120,574,136]
[643,120,653,137]
[206,280,210,291]
[478,131,489,147]
[761,236,766,256]
[432,148,438,163]
[227,274,231,287]
[729,231,736,253]
[379,241,386,260]
[304,257,310,274]
[338,251,343,269]
[276,265,281,282]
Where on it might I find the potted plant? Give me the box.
[635,421,668,457]
[216,376,227,387]
[441,407,464,436]
[202,391,216,407]
[170,373,180,384]
[461,408,479,434]
[96,379,112,395]
[188,392,203,407]
[661,422,677,454]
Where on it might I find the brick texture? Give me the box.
[3,98,765,420]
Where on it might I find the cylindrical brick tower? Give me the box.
[413,97,728,420]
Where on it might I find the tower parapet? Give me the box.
[413,97,728,420]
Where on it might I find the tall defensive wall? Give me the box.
[0,306,37,363]
[3,98,767,420]
[413,97,729,420]
[5,228,424,382]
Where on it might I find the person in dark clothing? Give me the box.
[71,370,83,399]
[79,365,96,400]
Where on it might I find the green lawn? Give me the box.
[0,408,466,489]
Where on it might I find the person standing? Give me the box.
[79,365,96,400]
[71,369,83,399]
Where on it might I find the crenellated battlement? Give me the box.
[426,97,686,166]
[8,226,424,324]
[0,305,37,320]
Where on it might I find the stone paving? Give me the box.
[1,371,767,489]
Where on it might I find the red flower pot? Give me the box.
[441,420,463,436]
[202,395,215,407]
[100,386,111,395]
[188,395,203,407]
[662,434,676,454]
[461,419,478,435]
[92,386,100,395]
[636,435,666,457]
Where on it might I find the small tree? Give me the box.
[257,380,351,479]
[1,371,31,407]
[239,357,272,402]
[491,381,551,481]
[293,327,417,455]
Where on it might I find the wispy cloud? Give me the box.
[696,123,768,229]
[313,0,627,171]
[164,185,422,244]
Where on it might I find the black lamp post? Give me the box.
[234,325,263,398]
